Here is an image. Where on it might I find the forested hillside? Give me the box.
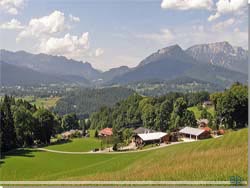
[53,87,135,117]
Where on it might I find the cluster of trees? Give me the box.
[211,83,248,129]
[90,83,247,134]
[90,92,203,132]
[0,96,58,152]
[53,87,134,118]
[0,96,91,153]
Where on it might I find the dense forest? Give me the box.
[90,83,248,132]
[53,87,134,117]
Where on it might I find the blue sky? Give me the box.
[0,0,248,70]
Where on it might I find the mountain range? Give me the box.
[0,41,248,88]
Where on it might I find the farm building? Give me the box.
[99,128,113,137]
[202,101,213,108]
[61,130,83,139]
[134,132,169,145]
[179,127,210,140]
[133,127,156,134]
[197,119,209,128]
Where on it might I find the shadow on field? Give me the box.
[1,148,42,165]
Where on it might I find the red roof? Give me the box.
[99,128,113,136]
[202,127,212,132]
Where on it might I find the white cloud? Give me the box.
[95,48,104,57]
[0,18,24,29]
[0,0,24,15]
[39,32,90,60]
[212,18,235,31]
[69,14,80,22]
[208,0,247,21]
[17,10,67,40]
[161,0,213,10]
[137,29,175,45]
[136,23,247,49]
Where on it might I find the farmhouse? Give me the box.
[135,132,169,145]
[133,127,156,134]
[61,130,83,139]
[197,119,209,128]
[202,101,213,108]
[99,128,113,137]
[179,127,210,140]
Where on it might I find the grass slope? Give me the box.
[45,138,101,152]
[0,128,247,181]
[188,106,215,119]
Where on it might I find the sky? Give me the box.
[0,0,248,71]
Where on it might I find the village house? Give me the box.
[133,127,156,134]
[179,127,211,140]
[99,127,113,137]
[197,119,209,128]
[202,101,213,108]
[134,132,170,146]
[61,130,83,139]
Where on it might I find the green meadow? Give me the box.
[45,138,101,152]
[0,128,247,181]
[188,106,215,119]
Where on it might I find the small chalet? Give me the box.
[133,127,156,134]
[202,101,213,108]
[99,128,113,137]
[197,119,209,128]
[135,132,169,145]
[179,127,210,140]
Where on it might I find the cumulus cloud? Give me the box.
[208,0,247,21]
[69,14,80,22]
[161,0,213,10]
[95,48,104,57]
[0,0,25,15]
[39,32,90,60]
[0,18,24,29]
[17,10,67,40]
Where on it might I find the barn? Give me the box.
[179,127,211,140]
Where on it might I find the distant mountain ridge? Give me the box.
[110,42,247,87]
[186,41,248,74]
[0,49,101,81]
[0,41,248,87]
[0,61,90,86]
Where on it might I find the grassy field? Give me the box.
[188,106,215,119]
[0,128,247,181]
[15,96,60,109]
[45,138,101,152]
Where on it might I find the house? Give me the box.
[133,127,156,134]
[134,132,169,145]
[179,127,210,140]
[202,101,213,108]
[99,128,113,137]
[197,119,209,128]
[61,129,83,139]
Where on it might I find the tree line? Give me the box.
[0,96,90,153]
[90,83,248,132]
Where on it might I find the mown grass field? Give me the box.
[0,128,247,181]
[16,96,60,109]
[188,106,215,119]
[45,138,101,152]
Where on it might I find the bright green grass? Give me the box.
[188,106,215,119]
[44,138,101,152]
[0,128,247,181]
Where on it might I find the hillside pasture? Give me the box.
[0,128,247,181]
